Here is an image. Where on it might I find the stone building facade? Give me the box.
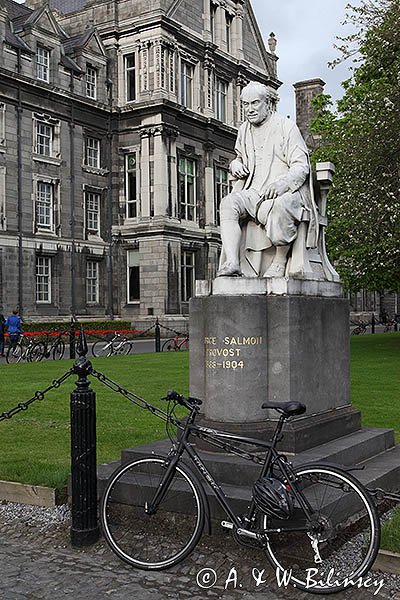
[0,0,278,323]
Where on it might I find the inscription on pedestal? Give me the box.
[204,335,264,371]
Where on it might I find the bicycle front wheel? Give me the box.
[52,339,65,360]
[6,343,23,364]
[101,456,205,570]
[92,340,112,357]
[162,338,176,351]
[114,341,132,355]
[264,465,380,594]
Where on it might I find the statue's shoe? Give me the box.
[263,262,286,278]
[216,262,242,277]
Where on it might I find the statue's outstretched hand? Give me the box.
[264,179,289,199]
[230,159,250,179]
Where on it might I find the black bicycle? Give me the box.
[100,392,380,594]
[30,330,66,361]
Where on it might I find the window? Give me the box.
[127,250,140,302]
[86,261,99,303]
[225,12,233,52]
[210,2,217,41]
[124,53,136,102]
[0,166,5,230]
[215,167,229,225]
[181,251,195,302]
[180,61,193,108]
[85,191,100,235]
[35,121,52,156]
[86,66,97,99]
[215,78,227,122]
[36,46,50,82]
[178,157,196,221]
[125,153,138,218]
[0,103,5,146]
[36,256,51,303]
[85,137,100,168]
[36,181,53,229]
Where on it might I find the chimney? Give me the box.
[293,78,325,149]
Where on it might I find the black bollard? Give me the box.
[69,317,76,359]
[70,327,99,546]
[371,313,375,334]
[155,318,161,352]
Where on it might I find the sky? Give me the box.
[251,0,360,118]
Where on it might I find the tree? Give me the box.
[311,0,400,292]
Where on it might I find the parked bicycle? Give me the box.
[351,320,368,335]
[162,333,189,351]
[30,330,66,361]
[92,332,133,357]
[101,391,380,594]
[6,333,43,364]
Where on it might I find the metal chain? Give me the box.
[137,322,157,337]
[0,368,74,422]
[90,367,180,426]
[157,323,189,337]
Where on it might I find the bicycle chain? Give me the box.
[367,487,400,503]
[0,368,74,422]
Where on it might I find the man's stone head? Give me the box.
[241,82,274,125]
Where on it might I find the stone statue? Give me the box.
[217,81,319,278]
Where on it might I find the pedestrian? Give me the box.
[5,309,23,351]
[0,307,5,356]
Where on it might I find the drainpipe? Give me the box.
[69,70,76,319]
[16,48,23,317]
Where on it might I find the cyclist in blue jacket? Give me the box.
[5,309,23,350]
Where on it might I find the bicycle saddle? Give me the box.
[261,401,306,417]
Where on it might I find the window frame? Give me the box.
[125,153,138,219]
[181,250,195,302]
[35,256,51,304]
[35,180,54,231]
[124,52,136,103]
[86,260,99,304]
[180,61,193,109]
[36,46,50,82]
[127,249,140,303]
[214,166,229,226]
[35,121,53,156]
[178,156,197,222]
[86,66,98,100]
[85,136,101,169]
[85,190,101,237]
[215,77,227,122]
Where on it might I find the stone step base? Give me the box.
[97,428,400,519]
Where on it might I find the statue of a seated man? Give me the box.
[217,81,319,278]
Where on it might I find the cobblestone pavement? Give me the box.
[0,503,399,600]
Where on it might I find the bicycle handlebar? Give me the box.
[163,390,202,410]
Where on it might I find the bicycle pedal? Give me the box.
[221,521,234,530]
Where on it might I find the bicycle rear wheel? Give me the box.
[101,456,205,570]
[52,339,65,360]
[92,340,112,357]
[29,341,46,362]
[6,343,23,364]
[264,464,380,594]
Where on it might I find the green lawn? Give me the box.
[0,333,398,489]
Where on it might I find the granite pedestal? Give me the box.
[189,289,361,453]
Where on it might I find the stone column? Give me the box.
[203,0,212,42]
[140,130,151,218]
[153,127,169,217]
[233,2,244,62]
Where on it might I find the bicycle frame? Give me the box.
[148,408,314,536]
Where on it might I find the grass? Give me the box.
[349,333,400,440]
[0,352,189,488]
[381,507,400,554]
[0,333,399,490]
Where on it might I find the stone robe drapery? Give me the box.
[223,113,319,276]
